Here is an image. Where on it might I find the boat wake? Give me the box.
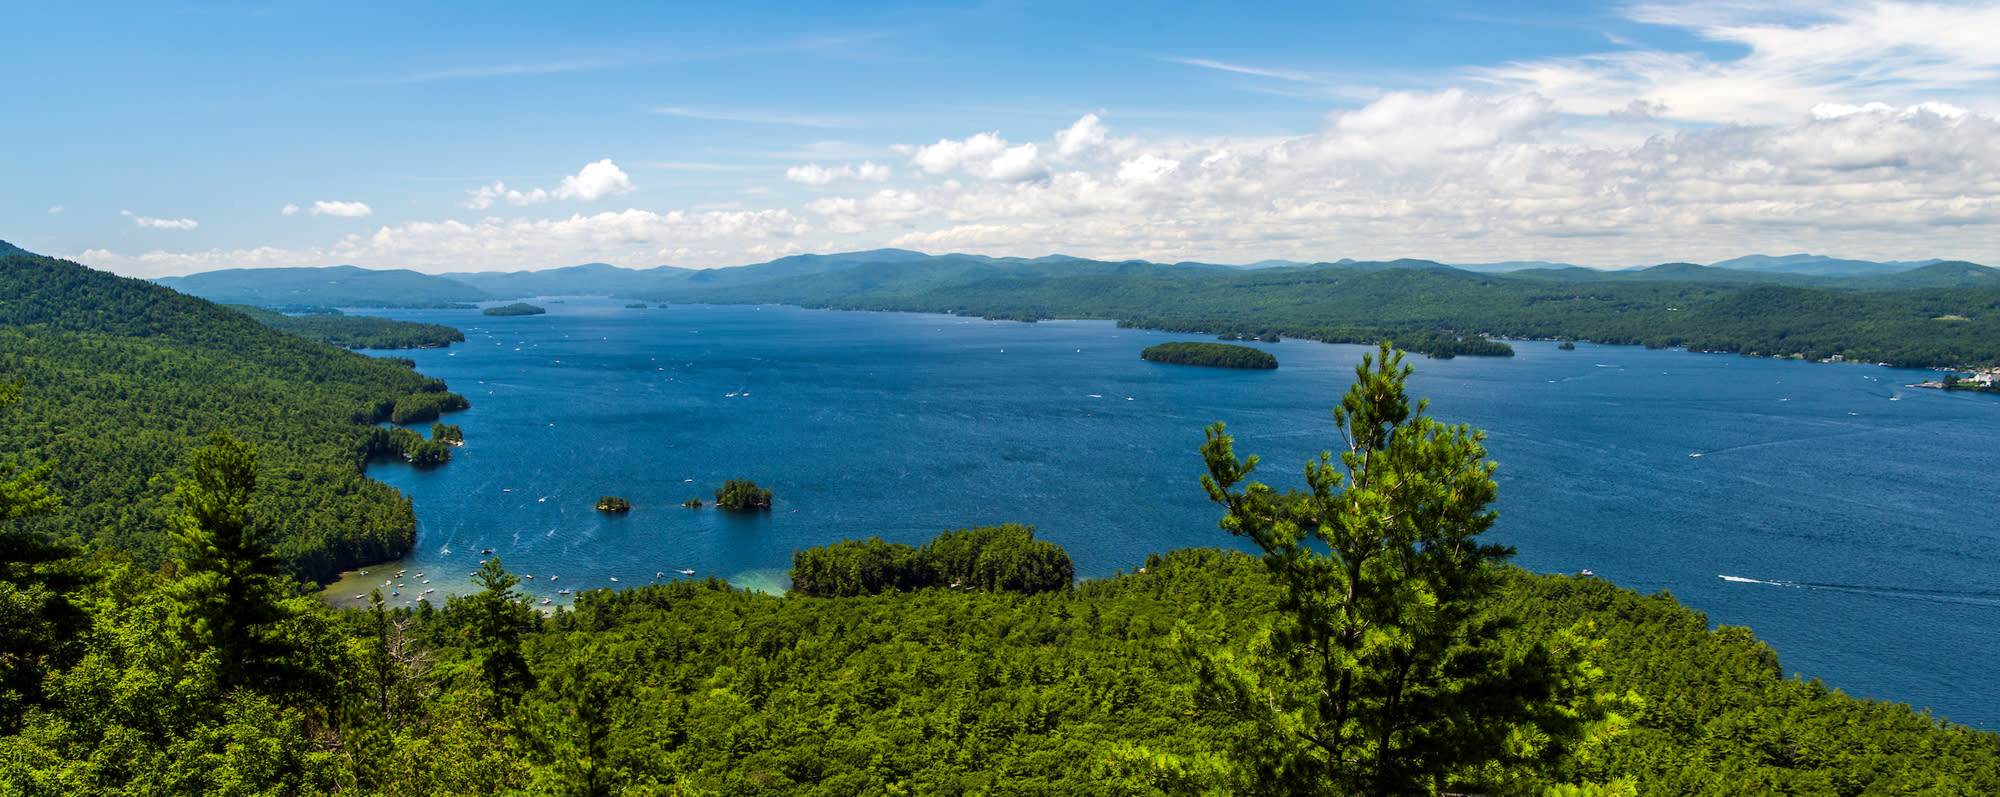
[1718,574,2000,608]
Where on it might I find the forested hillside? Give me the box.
[0,252,467,582]
[227,305,466,350]
[156,265,489,307]
[651,262,2000,367]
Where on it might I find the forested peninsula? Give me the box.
[227,305,466,350]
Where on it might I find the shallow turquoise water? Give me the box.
[334,299,2000,729]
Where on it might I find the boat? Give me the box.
[609,577,619,582]
[558,589,571,595]
[679,568,696,575]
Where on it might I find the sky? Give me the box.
[7,0,2000,278]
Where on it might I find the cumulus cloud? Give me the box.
[310,200,373,217]
[785,161,892,185]
[281,203,301,216]
[462,159,636,209]
[121,210,198,230]
[898,132,1049,181]
[47,205,65,215]
[1054,114,1109,157]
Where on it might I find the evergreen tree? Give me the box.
[167,429,302,694]
[464,556,536,715]
[1199,343,1595,794]
[0,379,83,727]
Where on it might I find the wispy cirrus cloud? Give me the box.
[1478,0,2000,124]
[1156,55,1327,84]
[653,107,854,128]
[394,57,623,83]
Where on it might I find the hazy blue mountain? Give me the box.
[1454,260,1582,273]
[0,239,36,258]
[1620,262,1822,284]
[1831,261,2000,290]
[156,265,490,307]
[142,248,1991,308]
[642,253,1219,305]
[1709,253,1942,277]
[447,262,694,298]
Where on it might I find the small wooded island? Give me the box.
[595,496,631,512]
[1141,341,1278,370]
[481,302,547,316]
[715,478,774,510]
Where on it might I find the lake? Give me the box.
[323,299,2000,729]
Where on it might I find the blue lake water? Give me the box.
[328,299,2000,729]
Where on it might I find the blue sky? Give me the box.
[8,1,2000,276]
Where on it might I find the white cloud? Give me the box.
[47,205,65,215]
[462,159,636,209]
[121,210,198,230]
[1054,113,1109,157]
[310,200,373,217]
[1480,1,2000,125]
[784,161,892,185]
[898,132,1048,182]
[281,203,301,216]
[72,90,2000,277]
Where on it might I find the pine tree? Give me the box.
[465,556,536,715]
[1199,343,1594,794]
[0,379,83,726]
[168,429,301,693]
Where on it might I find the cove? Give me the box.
[324,299,2000,730]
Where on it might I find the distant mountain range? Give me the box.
[131,248,1995,307]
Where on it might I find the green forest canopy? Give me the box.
[0,252,468,583]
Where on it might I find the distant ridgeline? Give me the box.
[226,305,465,350]
[149,248,2000,366]
[1140,341,1279,369]
[0,247,470,583]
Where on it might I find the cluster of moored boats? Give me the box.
[352,562,704,608]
